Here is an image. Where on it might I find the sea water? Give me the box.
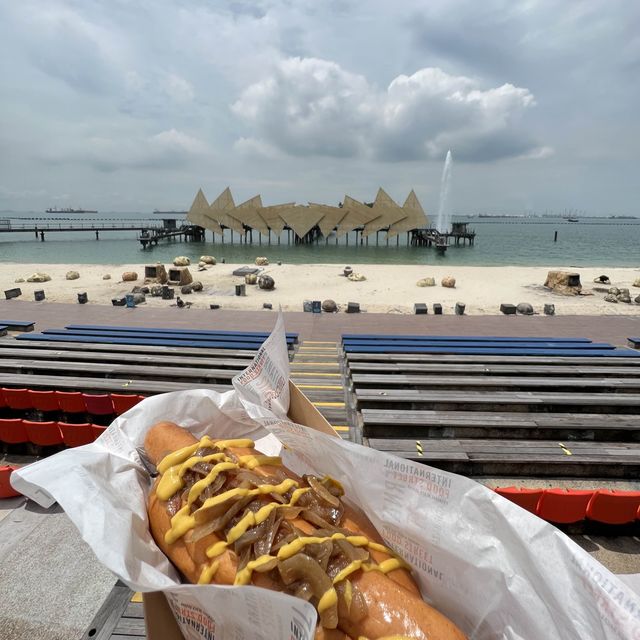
[0,212,638,267]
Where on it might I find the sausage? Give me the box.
[144,421,467,640]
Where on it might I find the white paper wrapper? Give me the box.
[12,313,640,640]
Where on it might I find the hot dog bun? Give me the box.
[145,421,467,640]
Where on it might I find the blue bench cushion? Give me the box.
[343,345,640,357]
[341,334,591,343]
[342,340,614,350]
[66,325,298,341]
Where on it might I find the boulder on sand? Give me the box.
[191,281,203,292]
[604,294,618,303]
[200,256,216,265]
[245,273,258,285]
[173,256,191,266]
[65,271,80,280]
[544,271,582,295]
[258,275,275,290]
[27,272,51,283]
[516,302,534,315]
[416,277,436,287]
[122,272,138,282]
[255,257,269,266]
[322,299,337,313]
[441,276,456,288]
[102,274,111,280]
[633,278,640,288]
[348,273,366,282]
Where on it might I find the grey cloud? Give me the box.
[232,58,545,162]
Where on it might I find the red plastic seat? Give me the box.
[111,393,142,415]
[0,465,21,498]
[23,420,63,447]
[91,424,107,439]
[495,487,544,514]
[0,388,6,408]
[2,388,32,411]
[0,418,29,444]
[59,422,94,448]
[586,490,640,525]
[537,489,593,524]
[83,393,115,416]
[55,391,86,414]
[28,390,60,413]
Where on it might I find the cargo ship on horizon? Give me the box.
[45,207,98,213]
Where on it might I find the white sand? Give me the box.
[1,262,639,315]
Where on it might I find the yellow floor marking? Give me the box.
[290,372,341,377]
[290,362,339,366]
[131,592,143,603]
[333,426,350,432]
[313,401,345,407]
[296,384,343,390]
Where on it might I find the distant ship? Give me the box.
[46,207,97,213]
[565,217,579,222]
[153,209,187,215]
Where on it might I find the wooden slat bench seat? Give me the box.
[343,339,614,350]
[347,361,640,377]
[366,438,640,478]
[355,388,640,413]
[1,337,257,358]
[67,324,299,342]
[344,345,639,357]
[0,320,35,331]
[360,409,640,440]
[0,372,230,395]
[0,358,240,384]
[346,353,640,365]
[41,328,296,346]
[351,373,640,392]
[0,325,7,337]
[17,333,269,351]
[0,346,253,370]
[629,337,640,349]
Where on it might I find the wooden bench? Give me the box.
[2,337,257,358]
[0,320,35,332]
[344,345,639,357]
[347,361,640,377]
[366,438,640,477]
[67,324,299,342]
[360,409,640,440]
[346,353,640,365]
[0,326,7,337]
[351,373,640,392]
[17,333,270,351]
[43,328,296,346]
[355,388,640,413]
[629,337,640,349]
[343,339,613,350]
[0,372,231,395]
[0,346,252,370]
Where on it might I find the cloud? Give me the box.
[232,57,547,162]
[42,129,209,172]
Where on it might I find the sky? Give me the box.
[0,0,638,215]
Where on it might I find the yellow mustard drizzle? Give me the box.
[156,436,411,615]
[198,560,220,584]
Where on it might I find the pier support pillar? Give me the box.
[95,230,99,240]
[40,231,45,242]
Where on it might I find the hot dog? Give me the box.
[144,421,467,640]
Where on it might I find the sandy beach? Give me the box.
[1,261,639,315]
